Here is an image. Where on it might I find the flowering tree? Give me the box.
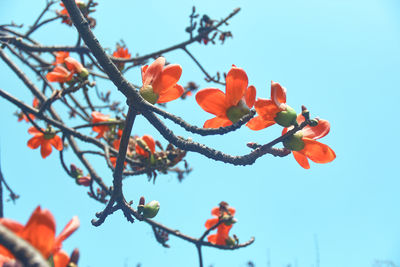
[0,0,335,266]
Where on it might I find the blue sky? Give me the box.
[1,0,400,266]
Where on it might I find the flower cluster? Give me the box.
[46,52,88,83]
[205,202,237,246]
[0,206,79,267]
[195,65,336,169]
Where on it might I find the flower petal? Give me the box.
[40,140,53,159]
[157,84,184,103]
[225,66,248,107]
[271,81,287,110]
[142,57,165,86]
[302,119,331,140]
[28,127,42,136]
[196,88,228,117]
[292,151,310,169]
[53,250,70,267]
[142,135,156,154]
[0,219,24,234]
[50,136,63,151]
[245,85,256,108]
[152,64,182,95]
[246,116,275,131]
[204,117,232,128]
[21,207,56,258]
[207,233,218,244]
[302,138,336,164]
[27,136,43,149]
[254,98,280,120]
[205,218,219,229]
[65,57,83,73]
[54,216,79,252]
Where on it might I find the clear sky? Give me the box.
[1,0,400,266]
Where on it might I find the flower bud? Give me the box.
[226,100,250,123]
[274,105,297,127]
[142,200,160,218]
[140,85,159,104]
[77,176,91,186]
[69,248,80,264]
[78,67,89,79]
[283,132,305,151]
[70,164,83,178]
[225,236,236,246]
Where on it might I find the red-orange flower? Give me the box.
[205,205,236,245]
[196,65,256,128]
[46,66,73,83]
[53,51,70,65]
[282,115,336,169]
[113,47,131,70]
[91,111,110,139]
[246,81,295,130]
[0,206,79,267]
[27,127,63,159]
[18,98,39,122]
[135,135,155,157]
[140,57,184,104]
[58,1,86,26]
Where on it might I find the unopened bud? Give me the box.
[77,176,91,186]
[142,200,160,218]
[70,164,83,178]
[70,248,80,264]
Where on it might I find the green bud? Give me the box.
[226,101,250,124]
[225,236,236,246]
[142,200,160,218]
[43,132,56,140]
[274,105,297,127]
[140,85,159,104]
[283,132,305,151]
[79,67,89,79]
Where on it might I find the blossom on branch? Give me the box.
[27,127,63,159]
[0,206,79,267]
[46,57,88,83]
[135,135,156,158]
[247,81,297,130]
[17,98,39,122]
[91,111,111,139]
[196,65,256,128]
[205,202,237,246]
[113,46,131,70]
[282,115,336,169]
[140,57,184,104]
[46,66,73,83]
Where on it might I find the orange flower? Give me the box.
[205,205,236,245]
[27,127,63,159]
[91,111,110,139]
[140,57,184,104]
[18,98,39,122]
[0,206,79,267]
[113,47,131,70]
[53,51,70,65]
[196,65,256,128]
[282,115,336,169]
[46,66,73,83]
[247,81,297,130]
[135,135,155,157]
[58,1,86,26]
